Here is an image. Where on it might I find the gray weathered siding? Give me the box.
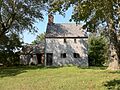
[45,38,88,66]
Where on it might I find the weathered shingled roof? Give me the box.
[46,23,87,37]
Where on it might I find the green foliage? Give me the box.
[49,0,120,30]
[32,32,45,44]
[88,34,109,66]
[0,0,50,65]
[0,33,23,66]
[0,0,49,36]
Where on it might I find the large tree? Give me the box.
[49,0,120,70]
[0,0,49,37]
[0,0,50,65]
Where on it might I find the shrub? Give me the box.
[88,35,109,66]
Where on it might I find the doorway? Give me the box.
[46,53,53,66]
[36,54,43,64]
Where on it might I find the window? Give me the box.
[73,53,80,58]
[64,38,66,43]
[74,39,77,43]
[61,53,66,58]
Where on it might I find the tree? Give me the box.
[0,33,22,66]
[0,0,50,65]
[0,0,49,37]
[32,32,45,44]
[88,34,109,66]
[49,0,120,70]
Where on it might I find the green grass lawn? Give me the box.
[0,66,120,90]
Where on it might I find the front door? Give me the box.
[46,53,53,66]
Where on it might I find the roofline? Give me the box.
[45,37,88,38]
[54,22,77,25]
[49,23,82,25]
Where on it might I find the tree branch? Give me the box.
[6,13,16,29]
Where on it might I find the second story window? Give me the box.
[61,53,66,58]
[74,39,77,43]
[64,38,66,43]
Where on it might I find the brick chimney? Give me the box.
[48,14,54,24]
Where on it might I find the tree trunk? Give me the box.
[107,19,120,70]
[107,43,119,70]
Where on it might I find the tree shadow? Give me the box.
[0,68,26,78]
[46,66,62,69]
[77,66,107,70]
[104,79,120,90]
[0,65,63,78]
[0,66,45,78]
[108,71,120,74]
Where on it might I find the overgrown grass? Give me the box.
[0,66,120,90]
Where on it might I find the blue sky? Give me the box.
[23,7,74,44]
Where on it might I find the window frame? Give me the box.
[73,53,80,58]
[74,39,77,43]
[64,38,66,43]
[61,53,66,58]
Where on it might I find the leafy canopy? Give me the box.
[0,0,50,66]
[49,0,120,31]
[32,32,45,44]
[0,0,49,37]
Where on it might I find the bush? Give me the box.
[88,35,109,66]
[0,33,22,66]
[0,51,20,66]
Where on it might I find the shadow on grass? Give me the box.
[77,66,107,70]
[108,71,120,74]
[104,79,120,90]
[0,68,26,78]
[0,65,61,78]
[0,65,108,78]
[0,66,43,78]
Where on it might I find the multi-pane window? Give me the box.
[73,53,80,58]
[61,53,66,58]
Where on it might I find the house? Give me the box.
[20,15,88,66]
[45,15,88,66]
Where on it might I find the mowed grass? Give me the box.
[0,66,120,90]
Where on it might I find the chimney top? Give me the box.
[48,14,54,24]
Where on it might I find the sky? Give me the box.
[23,7,74,44]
